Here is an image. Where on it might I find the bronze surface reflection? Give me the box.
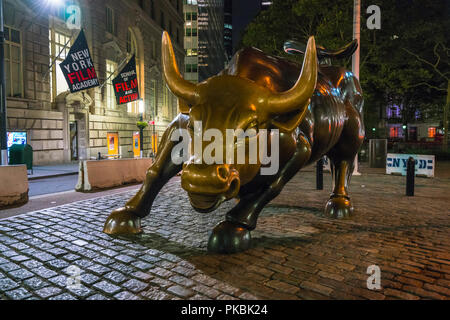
[103,32,365,254]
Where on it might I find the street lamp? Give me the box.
[139,99,145,158]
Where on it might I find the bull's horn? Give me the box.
[266,36,317,114]
[162,31,198,104]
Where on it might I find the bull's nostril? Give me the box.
[217,166,229,180]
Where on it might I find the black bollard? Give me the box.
[316,158,324,190]
[406,156,415,196]
[97,152,101,160]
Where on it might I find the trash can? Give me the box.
[9,144,33,172]
[369,139,387,168]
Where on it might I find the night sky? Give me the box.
[232,0,262,52]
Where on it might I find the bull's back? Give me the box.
[226,48,361,164]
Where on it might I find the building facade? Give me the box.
[4,0,184,165]
[183,0,225,83]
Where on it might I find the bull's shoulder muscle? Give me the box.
[225,48,301,92]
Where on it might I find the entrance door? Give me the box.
[70,121,78,160]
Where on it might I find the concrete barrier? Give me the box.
[0,165,29,207]
[76,158,153,192]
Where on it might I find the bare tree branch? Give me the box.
[402,47,449,81]
[407,81,447,92]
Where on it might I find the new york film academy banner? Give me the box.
[60,29,99,93]
[112,55,140,105]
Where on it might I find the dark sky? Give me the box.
[232,0,262,52]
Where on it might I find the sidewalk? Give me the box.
[27,163,80,180]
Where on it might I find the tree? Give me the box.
[240,0,449,142]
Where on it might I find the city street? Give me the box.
[0,165,449,300]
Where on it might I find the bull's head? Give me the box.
[161,31,317,212]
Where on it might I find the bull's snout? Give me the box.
[181,163,240,212]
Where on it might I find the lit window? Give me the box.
[4,26,23,97]
[428,127,436,138]
[126,29,143,114]
[390,127,399,138]
[49,29,71,101]
[106,60,117,109]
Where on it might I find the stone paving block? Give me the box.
[9,269,35,281]
[32,266,58,279]
[122,279,149,293]
[104,271,128,284]
[49,293,77,300]
[5,287,32,300]
[67,284,93,298]
[167,285,194,298]
[23,277,49,290]
[0,278,20,291]
[35,286,62,299]
[93,280,121,295]
[114,291,141,300]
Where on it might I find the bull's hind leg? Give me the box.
[325,103,364,219]
[103,114,188,235]
[324,158,354,219]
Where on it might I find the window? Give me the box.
[106,60,117,109]
[160,11,165,29]
[191,12,197,20]
[4,26,23,97]
[150,0,155,19]
[186,28,191,37]
[390,127,399,138]
[185,12,191,21]
[150,79,157,116]
[428,127,436,138]
[192,27,197,37]
[163,83,170,119]
[106,7,115,35]
[49,29,71,101]
[186,49,197,56]
[126,29,143,114]
[150,38,156,59]
[185,64,197,73]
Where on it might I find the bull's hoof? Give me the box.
[324,196,353,219]
[103,208,142,235]
[207,221,251,254]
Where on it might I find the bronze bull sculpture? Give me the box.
[103,32,364,253]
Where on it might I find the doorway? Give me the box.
[70,121,78,160]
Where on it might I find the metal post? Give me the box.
[139,113,144,158]
[316,158,324,190]
[352,0,361,176]
[0,0,8,165]
[406,156,415,196]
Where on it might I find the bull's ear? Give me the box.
[270,99,310,133]
[178,98,190,114]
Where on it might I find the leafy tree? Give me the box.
[240,0,449,142]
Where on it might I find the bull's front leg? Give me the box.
[207,134,312,253]
[103,114,188,235]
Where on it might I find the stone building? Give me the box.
[4,0,184,165]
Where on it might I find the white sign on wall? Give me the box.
[386,153,435,177]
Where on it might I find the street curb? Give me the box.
[28,171,78,181]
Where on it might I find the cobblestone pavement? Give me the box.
[0,167,449,300]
